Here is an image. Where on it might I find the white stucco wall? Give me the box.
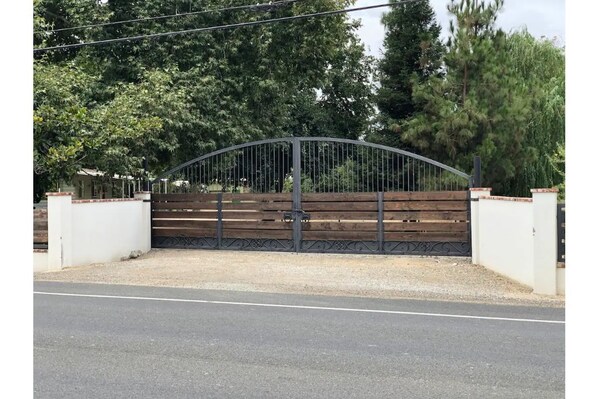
[557,268,565,296]
[70,199,150,267]
[33,251,48,272]
[478,198,534,288]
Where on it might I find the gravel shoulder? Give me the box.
[34,249,565,307]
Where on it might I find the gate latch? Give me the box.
[282,210,310,223]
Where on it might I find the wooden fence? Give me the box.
[34,207,48,249]
[151,192,469,250]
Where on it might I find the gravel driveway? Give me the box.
[34,249,565,307]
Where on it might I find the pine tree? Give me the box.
[373,0,442,148]
[401,0,536,195]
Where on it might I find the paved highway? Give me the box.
[34,282,565,399]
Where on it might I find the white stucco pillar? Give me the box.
[47,192,73,271]
[531,188,559,295]
[134,191,152,253]
[469,188,492,264]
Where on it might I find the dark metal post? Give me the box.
[143,157,149,191]
[217,192,223,249]
[292,138,302,253]
[377,192,384,253]
[557,203,565,263]
[473,156,481,188]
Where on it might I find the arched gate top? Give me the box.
[153,137,471,186]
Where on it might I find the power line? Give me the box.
[34,0,298,35]
[34,0,423,54]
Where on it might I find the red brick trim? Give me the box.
[46,192,74,196]
[479,195,533,203]
[72,198,142,204]
[531,188,559,193]
[33,249,48,253]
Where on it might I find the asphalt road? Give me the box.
[34,282,565,399]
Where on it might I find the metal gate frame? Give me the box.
[151,137,474,256]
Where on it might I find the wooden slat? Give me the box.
[384,211,468,221]
[152,193,219,202]
[221,193,292,202]
[223,229,292,239]
[152,210,287,220]
[301,231,378,240]
[153,220,217,228]
[384,222,468,232]
[384,201,467,211]
[152,228,217,237]
[153,210,219,219]
[302,202,378,212]
[152,202,219,210]
[384,231,467,242]
[223,221,292,230]
[301,192,377,202]
[34,221,48,230]
[302,222,378,231]
[221,202,293,211]
[383,191,468,201]
[308,212,378,221]
[34,231,48,243]
[153,193,293,202]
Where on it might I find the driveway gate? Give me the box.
[150,138,473,256]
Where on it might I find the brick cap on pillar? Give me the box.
[46,192,74,196]
[469,187,492,191]
[531,188,559,193]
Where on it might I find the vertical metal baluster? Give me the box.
[217,192,223,249]
[366,147,369,192]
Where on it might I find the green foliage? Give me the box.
[502,31,565,196]
[33,0,376,199]
[548,142,565,200]
[372,0,443,148]
[401,0,559,195]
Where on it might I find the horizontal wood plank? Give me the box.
[384,201,467,211]
[384,211,468,221]
[220,202,292,211]
[152,210,287,220]
[302,202,378,212]
[223,229,292,239]
[152,193,220,202]
[153,220,217,228]
[34,221,48,230]
[384,222,468,232]
[152,210,219,219]
[221,193,292,202]
[307,212,378,221]
[34,231,48,243]
[302,222,378,231]
[383,191,468,201]
[384,231,468,242]
[301,231,378,240]
[302,192,377,202]
[152,202,219,210]
[152,228,217,237]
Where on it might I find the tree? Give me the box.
[503,31,565,196]
[401,0,538,195]
[33,0,376,199]
[372,0,443,148]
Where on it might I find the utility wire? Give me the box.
[34,0,298,35]
[34,0,423,54]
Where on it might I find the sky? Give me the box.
[350,0,566,58]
